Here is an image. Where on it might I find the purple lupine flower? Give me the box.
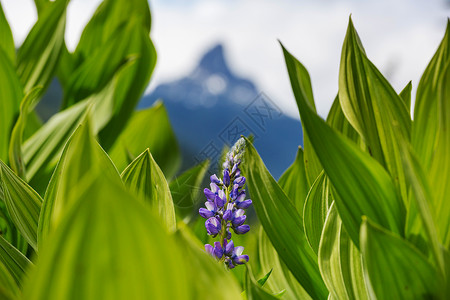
[199,202,217,219]
[201,138,251,269]
[205,217,221,236]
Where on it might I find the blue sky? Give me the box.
[2,0,449,118]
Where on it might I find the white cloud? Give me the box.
[2,0,449,118]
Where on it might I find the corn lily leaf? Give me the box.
[121,149,176,232]
[245,265,279,300]
[0,160,42,250]
[17,0,67,93]
[282,44,405,247]
[0,235,32,288]
[0,259,20,300]
[361,218,444,299]
[399,81,412,114]
[241,137,328,300]
[0,3,15,64]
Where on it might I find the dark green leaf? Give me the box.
[0,259,20,300]
[246,265,279,300]
[278,146,309,215]
[0,3,15,63]
[399,81,412,114]
[0,235,32,288]
[241,137,327,300]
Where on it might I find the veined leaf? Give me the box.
[303,171,331,254]
[17,0,67,93]
[0,48,23,163]
[121,149,176,232]
[245,265,279,300]
[361,218,443,299]
[318,203,369,300]
[0,160,42,250]
[0,259,20,300]
[24,174,191,300]
[326,95,359,143]
[278,146,309,215]
[9,87,43,179]
[399,81,412,114]
[259,228,312,300]
[170,160,209,221]
[339,18,411,203]
[241,137,328,300]
[0,235,32,288]
[413,20,449,170]
[282,44,405,247]
[0,3,15,63]
[174,223,242,299]
[38,119,121,249]
[109,101,180,178]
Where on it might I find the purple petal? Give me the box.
[233,255,249,265]
[199,208,214,219]
[234,176,246,187]
[210,183,219,193]
[205,217,221,235]
[234,224,250,234]
[204,188,215,201]
[236,191,246,202]
[214,195,225,208]
[226,229,232,240]
[205,244,214,255]
[231,163,239,174]
[236,199,252,209]
[210,174,221,185]
[225,257,235,269]
[223,210,232,221]
[230,184,239,200]
[205,201,216,212]
[223,169,230,186]
[232,215,246,227]
[225,240,234,256]
[213,241,223,259]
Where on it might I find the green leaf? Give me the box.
[169,160,209,221]
[38,119,121,249]
[282,43,405,247]
[360,218,444,299]
[9,87,43,179]
[0,259,20,300]
[0,235,32,288]
[174,223,242,299]
[413,20,449,170]
[23,173,192,300]
[318,203,369,300]
[0,48,23,163]
[258,269,273,287]
[0,160,42,250]
[75,0,151,64]
[399,81,412,114]
[121,149,176,232]
[241,137,328,300]
[326,95,359,142]
[278,147,309,215]
[303,171,331,254]
[246,265,279,300]
[0,3,15,64]
[339,17,411,203]
[109,101,181,179]
[259,228,312,300]
[17,0,67,93]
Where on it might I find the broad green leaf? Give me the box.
[38,119,121,249]
[303,171,331,254]
[0,235,32,287]
[0,200,28,255]
[0,160,42,250]
[24,174,191,300]
[75,0,151,65]
[326,95,359,143]
[246,265,279,300]
[318,203,369,300]
[339,18,411,203]
[121,149,176,232]
[0,259,20,300]
[241,137,328,300]
[33,0,51,14]
[399,81,412,114]
[360,218,443,299]
[174,223,242,299]
[109,101,181,178]
[413,20,449,170]
[259,228,312,300]
[278,146,309,214]
[428,61,450,248]
[170,160,209,221]
[282,44,405,247]
[281,46,322,186]
[17,0,67,93]
[0,3,15,63]
[9,87,42,179]
[0,49,23,163]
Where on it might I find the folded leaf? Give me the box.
[361,218,443,299]
[0,160,42,250]
[399,81,412,114]
[0,259,20,300]
[245,265,279,300]
[282,44,405,247]
[121,149,176,232]
[241,137,328,300]
[0,235,32,288]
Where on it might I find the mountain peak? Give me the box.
[198,44,229,74]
